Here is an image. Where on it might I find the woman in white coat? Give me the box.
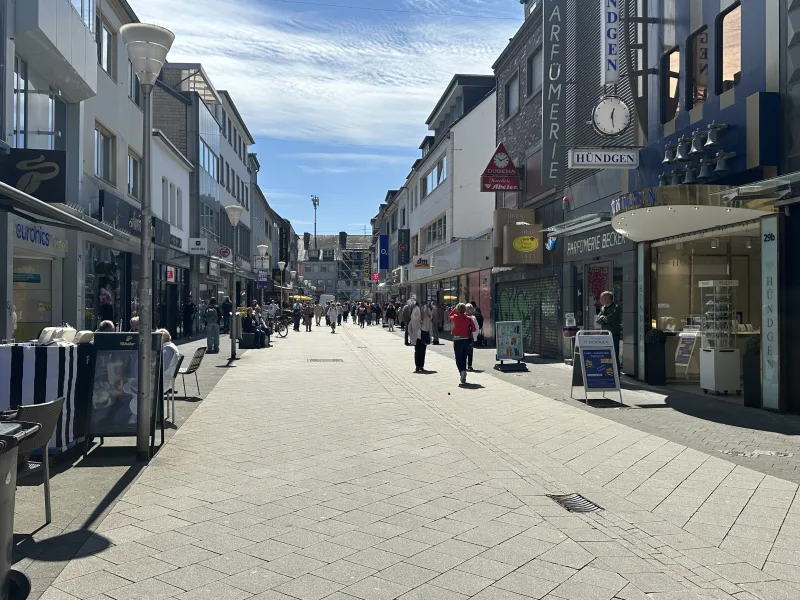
[408,300,432,372]
[326,303,339,333]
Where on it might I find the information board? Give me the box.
[88,333,163,439]
[675,332,697,367]
[573,330,623,405]
[495,321,526,371]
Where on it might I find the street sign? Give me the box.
[481,143,520,192]
[573,330,623,405]
[254,256,269,269]
[188,237,208,255]
[219,246,231,258]
[371,273,380,281]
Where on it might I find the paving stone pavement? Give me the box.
[33,323,800,600]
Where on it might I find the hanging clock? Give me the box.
[592,97,631,136]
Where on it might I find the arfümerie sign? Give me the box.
[601,0,620,86]
[568,149,639,169]
[542,0,566,186]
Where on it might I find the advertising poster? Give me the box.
[581,348,617,389]
[675,333,697,367]
[496,321,524,361]
[89,333,162,437]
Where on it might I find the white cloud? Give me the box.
[131,0,519,146]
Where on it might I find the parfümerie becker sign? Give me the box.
[568,149,638,169]
[481,143,520,192]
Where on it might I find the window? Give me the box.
[505,74,520,119]
[200,202,218,239]
[526,49,543,97]
[128,60,141,106]
[412,235,419,256]
[317,279,324,288]
[161,178,169,221]
[227,120,232,142]
[236,175,241,201]
[423,215,447,250]
[661,46,680,123]
[718,3,741,93]
[199,140,218,179]
[94,126,115,183]
[96,17,115,78]
[525,150,551,201]
[689,27,709,108]
[245,187,249,210]
[391,213,397,232]
[176,189,183,229]
[169,183,176,225]
[127,152,140,198]
[422,156,447,198]
[323,249,334,260]
[226,163,230,191]
[401,208,406,227]
[13,56,27,149]
[221,110,227,138]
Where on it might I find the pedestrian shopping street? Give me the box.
[30,324,800,600]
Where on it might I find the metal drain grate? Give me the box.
[547,493,603,513]
[720,449,793,458]
[307,359,344,363]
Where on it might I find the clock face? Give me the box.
[493,152,510,169]
[592,97,631,136]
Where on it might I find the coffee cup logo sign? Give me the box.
[15,155,60,195]
[512,236,539,253]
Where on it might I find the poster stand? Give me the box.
[570,330,624,406]
[494,321,528,372]
[87,333,165,458]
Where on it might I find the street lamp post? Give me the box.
[278,260,286,310]
[121,23,174,461]
[224,204,245,361]
[311,195,319,249]
[290,270,297,305]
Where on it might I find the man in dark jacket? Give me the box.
[595,291,622,371]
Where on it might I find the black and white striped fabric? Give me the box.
[0,344,80,451]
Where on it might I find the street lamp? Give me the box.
[278,260,286,309]
[121,23,174,461]
[311,195,320,249]
[224,204,245,361]
[290,270,297,303]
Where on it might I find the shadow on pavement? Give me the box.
[459,383,485,390]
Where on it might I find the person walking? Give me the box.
[408,300,431,373]
[466,304,480,371]
[450,303,476,385]
[183,295,197,337]
[220,296,233,333]
[204,298,221,354]
[358,303,366,328]
[431,302,442,345]
[303,302,314,332]
[314,302,324,327]
[401,301,413,345]
[384,303,397,331]
[596,290,622,371]
[343,303,349,323]
[365,303,372,326]
[336,302,343,326]
[292,300,302,331]
[326,302,338,334]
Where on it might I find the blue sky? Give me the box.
[135,0,521,234]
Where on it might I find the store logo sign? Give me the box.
[16,223,50,247]
[601,0,620,85]
[611,188,658,216]
[762,217,780,410]
[566,231,626,257]
[2,149,67,202]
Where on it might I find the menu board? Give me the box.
[675,332,698,367]
[495,321,524,361]
[89,333,162,437]
[581,348,617,389]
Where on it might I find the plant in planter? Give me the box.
[645,328,667,385]
[742,335,761,408]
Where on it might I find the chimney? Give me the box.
[303,232,311,250]
[339,232,348,249]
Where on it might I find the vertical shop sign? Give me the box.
[279,226,289,263]
[637,244,645,380]
[761,216,780,410]
[398,229,410,265]
[379,234,389,270]
[601,0,620,85]
[542,0,566,186]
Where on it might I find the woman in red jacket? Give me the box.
[450,303,476,385]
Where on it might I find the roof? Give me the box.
[153,129,193,171]
[162,64,222,105]
[425,75,496,126]
[218,90,256,144]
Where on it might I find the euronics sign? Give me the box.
[568,148,638,169]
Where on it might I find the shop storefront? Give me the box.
[557,224,637,372]
[84,242,136,332]
[612,184,783,407]
[154,250,191,340]
[11,219,70,341]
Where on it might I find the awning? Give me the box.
[543,213,611,236]
[0,180,113,239]
[407,239,491,284]
[709,170,800,207]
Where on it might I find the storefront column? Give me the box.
[63,230,84,329]
[0,212,12,340]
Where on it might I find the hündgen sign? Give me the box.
[611,188,658,216]
[568,149,638,169]
[601,0,620,86]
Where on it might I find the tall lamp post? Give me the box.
[224,204,245,361]
[121,23,174,461]
[290,270,297,304]
[278,260,286,310]
[257,244,268,305]
[311,195,320,249]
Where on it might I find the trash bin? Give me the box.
[0,421,40,600]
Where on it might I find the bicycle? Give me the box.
[268,314,289,338]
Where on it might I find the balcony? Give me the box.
[16,0,98,103]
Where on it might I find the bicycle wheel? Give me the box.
[276,321,288,338]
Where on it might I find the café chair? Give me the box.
[178,347,206,398]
